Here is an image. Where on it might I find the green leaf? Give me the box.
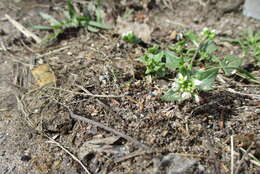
[67,0,76,19]
[88,21,112,30]
[161,89,182,102]
[87,25,99,32]
[39,12,60,26]
[220,56,243,75]
[169,40,187,55]
[153,51,164,63]
[147,45,160,54]
[195,68,219,91]
[95,7,105,23]
[29,25,53,30]
[220,37,240,44]
[236,67,256,80]
[204,40,217,54]
[222,66,256,80]
[164,50,182,71]
[50,23,63,29]
[185,31,199,47]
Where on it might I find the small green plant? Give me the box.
[32,0,112,43]
[221,29,260,62]
[181,28,218,63]
[139,46,168,77]
[122,31,141,44]
[139,28,257,102]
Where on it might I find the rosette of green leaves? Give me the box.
[31,0,112,43]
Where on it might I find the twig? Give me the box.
[15,94,36,128]
[74,84,112,111]
[68,108,148,149]
[37,46,71,58]
[15,93,91,174]
[114,149,146,163]
[0,41,7,51]
[0,108,9,112]
[5,14,42,44]
[231,135,234,174]
[46,136,91,174]
[49,97,148,149]
[225,88,260,100]
[20,39,36,53]
[0,17,7,21]
[49,87,124,98]
[240,147,260,167]
[234,143,254,174]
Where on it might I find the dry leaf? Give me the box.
[31,64,56,87]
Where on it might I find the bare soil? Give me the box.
[0,0,259,174]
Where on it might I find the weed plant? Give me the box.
[138,28,257,102]
[32,0,112,44]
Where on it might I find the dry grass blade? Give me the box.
[49,87,124,98]
[240,147,260,167]
[5,14,42,44]
[234,143,254,174]
[231,135,234,174]
[46,136,91,174]
[37,46,71,58]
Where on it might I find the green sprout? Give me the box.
[122,31,141,44]
[201,27,216,40]
[32,0,112,44]
[221,29,260,62]
[139,46,168,78]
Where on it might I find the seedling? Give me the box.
[139,46,168,78]
[32,0,112,44]
[122,31,142,44]
[221,29,260,62]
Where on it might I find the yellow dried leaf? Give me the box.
[31,64,56,87]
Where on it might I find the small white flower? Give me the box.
[193,79,202,86]
[176,73,187,83]
[171,82,179,90]
[202,27,209,33]
[231,69,237,74]
[122,31,133,37]
[194,94,200,103]
[181,92,192,100]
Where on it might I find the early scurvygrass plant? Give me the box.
[140,28,257,102]
[32,0,112,44]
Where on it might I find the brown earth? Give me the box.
[0,0,259,174]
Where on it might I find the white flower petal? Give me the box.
[194,94,200,103]
[194,79,202,86]
[181,92,192,99]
